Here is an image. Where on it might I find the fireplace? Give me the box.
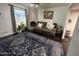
[30,21,37,27]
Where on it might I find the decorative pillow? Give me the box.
[47,25,55,30]
[37,23,43,28]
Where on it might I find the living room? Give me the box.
[0,3,79,56]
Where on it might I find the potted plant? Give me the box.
[17,22,26,33]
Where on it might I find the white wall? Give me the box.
[0,4,13,38]
[38,7,68,29]
[28,7,38,30]
[0,3,29,38]
[0,3,38,38]
[67,16,79,56]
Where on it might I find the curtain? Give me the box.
[9,4,16,33]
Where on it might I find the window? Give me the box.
[14,7,27,32]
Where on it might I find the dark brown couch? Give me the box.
[33,21,56,37]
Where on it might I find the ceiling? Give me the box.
[39,3,70,8]
[18,3,70,8]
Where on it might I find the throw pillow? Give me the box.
[48,25,55,30]
[37,23,43,28]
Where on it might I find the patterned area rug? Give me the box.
[0,31,64,56]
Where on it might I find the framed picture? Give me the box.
[44,11,54,19]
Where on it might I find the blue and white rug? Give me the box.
[0,31,64,56]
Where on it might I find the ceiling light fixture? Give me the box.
[30,3,39,8]
[30,4,34,7]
